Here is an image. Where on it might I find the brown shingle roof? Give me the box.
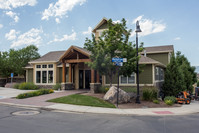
[142,45,174,54]
[29,51,65,63]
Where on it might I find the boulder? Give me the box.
[103,86,130,104]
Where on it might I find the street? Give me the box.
[0,105,198,133]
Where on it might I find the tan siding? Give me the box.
[147,53,169,65]
[139,64,153,84]
[28,69,33,82]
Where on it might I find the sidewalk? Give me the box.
[0,87,199,116]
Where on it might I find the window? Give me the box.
[120,73,135,84]
[155,67,164,81]
[48,71,53,83]
[42,65,47,68]
[36,65,41,68]
[36,71,41,83]
[48,64,53,68]
[42,71,47,83]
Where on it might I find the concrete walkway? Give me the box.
[0,87,199,116]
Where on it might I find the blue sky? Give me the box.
[0,0,199,66]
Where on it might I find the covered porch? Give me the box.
[60,46,101,93]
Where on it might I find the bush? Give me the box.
[16,89,54,99]
[13,83,20,89]
[153,99,160,104]
[18,82,38,90]
[164,96,176,106]
[53,83,61,90]
[142,87,158,101]
[98,86,109,93]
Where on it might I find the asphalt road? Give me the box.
[0,105,198,133]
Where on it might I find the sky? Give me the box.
[0,0,199,66]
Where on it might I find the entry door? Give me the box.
[85,70,91,89]
[79,70,84,89]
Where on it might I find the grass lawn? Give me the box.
[47,94,116,108]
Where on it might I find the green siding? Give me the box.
[59,68,69,83]
[147,53,168,65]
[106,73,118,84]
[28,69,33,82]
[97,22,108,30]
[139,64,153,84]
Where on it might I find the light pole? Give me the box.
[135,21,142,104]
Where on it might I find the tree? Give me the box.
[176,51,197,92]
[162,53,185,96]
[84,18,143,86]
[0,45,40,81]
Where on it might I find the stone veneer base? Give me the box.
[90,83,101,93]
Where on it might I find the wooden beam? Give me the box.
[62,63,66,83]
[66,59,91,63]
[91,69,95,83]
[69,63,72,83]
[97,71,100,83]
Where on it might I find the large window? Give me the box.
[120,73,135,84]
[155,67,164,81]
[36,71,41,83]
[42,71,47,83]
[48,71,53,83]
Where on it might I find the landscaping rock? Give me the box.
[103,86,130,104]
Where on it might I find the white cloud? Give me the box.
[0,24,3,29]
[41,0,86,22]
[7,28,43,48]
[174,37,181,40]
[5,29,19,40]
[55,18,60,24]
[82,26,92,35]
[131,15,166,37]
[0,0,37,10]
[113,20,121,24]
[48,31,77,44]
[5,11,19,23]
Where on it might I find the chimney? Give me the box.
[144,50,147,57]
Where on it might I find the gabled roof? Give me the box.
[139,55,166,67]
[29,51,65,64]
[92,17,109,33]
[59,45,91,61]
[141,45,174,54]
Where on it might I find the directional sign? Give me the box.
[11,73,14,78]
[112,58,127,63]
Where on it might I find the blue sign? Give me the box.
[11,73,14,78]
[115,62,123,66]
[112,58,123,62]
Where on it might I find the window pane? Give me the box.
[48,71,53,83]
[36,71,41,83]
[36,65,41,68]
[48,64,53,68]
[155,67,159,80]
[42,65,47,68]
[121,76,127,84]
[128,74,135,84]
[42,71,47,83]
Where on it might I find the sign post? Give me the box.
[112,58,127,107]
[11,73,14,84]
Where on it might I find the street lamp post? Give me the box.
[135,21,142,104]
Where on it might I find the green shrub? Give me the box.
[13,83,20,89]
[18,82,38,90]
[153,99,160,104]
[164,96,176,103]
[98,86,109,93]
[16,89,54,99]
[53,83,61,90]
[164,96,176,106]
[122,87,137,93]
[142,87,158,101]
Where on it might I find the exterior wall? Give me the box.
[139,64,153,84]
[27,69,33,82]
[97,22,108,30]
[146,53,169,66]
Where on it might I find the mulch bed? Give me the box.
[82,93,182,109]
